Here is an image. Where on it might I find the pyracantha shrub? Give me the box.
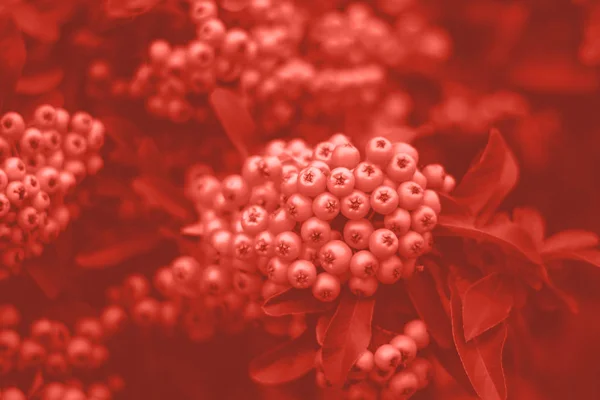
[0,105,105,278]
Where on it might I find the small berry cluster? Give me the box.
[0,304,123,400]
[0,105,105,274]
[125,0,305,124]
[106,262,306,341]
[185,133,454,307]
[315,319,432,399]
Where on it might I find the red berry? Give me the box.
[349,250,380,279]
[403,319,430,349]
[343,219,374,250]
[286,193,314,222]
[365,136,394,166]
[274,231,302,261]
[331,143,361,169]
[374,344,401,371]
[1,387,26,400]
[386,153,417,183]
[312,192,340,221]
[300,217,331,247]
[389,334,418,365]
[421,164,445,190]
[327,167,355,197]
[388,370,419,398]
[319,240,352,275]
[312,272,341,302]
[397,231,425,258]
[370,185,399,215]
[354,162,384,193]
[341,189,370,220]
[297,166,327,197]
[348,275,379,297]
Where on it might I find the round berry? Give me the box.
[240,205,269,235]
[66,336,93,368]
[249,182,279,211]
[369,229,399,259]
[376,256,404,284]
[187,40,215,68]
[397,181,424,211]
[422,189,441,214]
[348,276,379,297]
[1,388,26,400]
[300,217,331,248]
[370,186,399,215]
[233,233,255,260]
[374,344,402,371]
[352,350,375,374]
[36,167,60,193]
[312,272,341,302]
[388,370,419,398]
[407,357,433,389]
[354,162,384,193]
[71,112,94,135]
[341,190,370,220]
[288,260,317,288]
[5,181,27,206]
[20,127,43,153]
[197,18,227,46]
[386,153,417,183]
[397,231,425,259]
[0,304,20,329]
[4,157,26,181]
[0,194,10,218]
[349,250,380,279]
[297,166,327,197]
[221,174,250,206]
[389,334,418,365]
[319,240,353,275]
[313,141,335,164]
[265,257,290,284]
[269,207,295,234]
[442,174,456,193]
[411,205,438,233]
[421,164,445,190]
[392,142,419,165]
[331,143,361,169]
[365,136,394,166]
[286,193,313,222]
[254,230,275,257]
[327,167,355,197]
[17,207,39,231]
[274,231,302,261]
[312,192,340,221]
[403,319,430,349]
[412,170,427,189]
[1,112,25,140]
[343,219,374,250]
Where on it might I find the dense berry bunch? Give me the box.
[123,0,306,124]
[316,320,431,399]
[0,304,122,400]
[0,106,105,274]
[184,133,455,307]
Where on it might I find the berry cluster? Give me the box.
[0,304,123,400]
[0,106,105,274]
[124,0,305,124]
[184,133,454,307]
[105,262,307,341]
[316,319,432,399]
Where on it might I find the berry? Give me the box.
[343,219,374,250]
[421,164,445,190]
[374,344,401,371]
[354,162,384,193]
[397,231,425,258]
[370,185,399,215]
[386,153,417,183]
[365,136,394,166]
[341,190,370,220]
[349,250,380,279]
[410,205,438,233]
[274,231,302,261]
[389,334,418,365]
[286,193,314,222]
[388,370,419,398]
[348,276,379,297]
[397,181,424,210]
[327,167,355,197]
[300,217,331,247]
[312,192,340,221]
[403,319,430,349]
[297,166,327,197]
[319,240,353,275]
[288,260,318,288]
[312,272,341,302]
[369,229,398,259]
[331,143,361,169]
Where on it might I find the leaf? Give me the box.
[405,269,453,349]
[132,176,193,221]
[450,282,508,400]
[512,207,545,249]
[437,216,542,265]
[321,292,375,386]
[542,249,600,268]
[99,116,141,150]
[462,273,514,341]
[542,230,599,255]
[249,331,318,385]
[452,130,519,223]
[429,341,477,397]
[210,88,256,159]
[316,313,333,346]
[263,288,337,317]
[16,67,64,95]
[76,232,163,269]
[11,3,60,42]
[0,14,26,108]
[27,371,44,397]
